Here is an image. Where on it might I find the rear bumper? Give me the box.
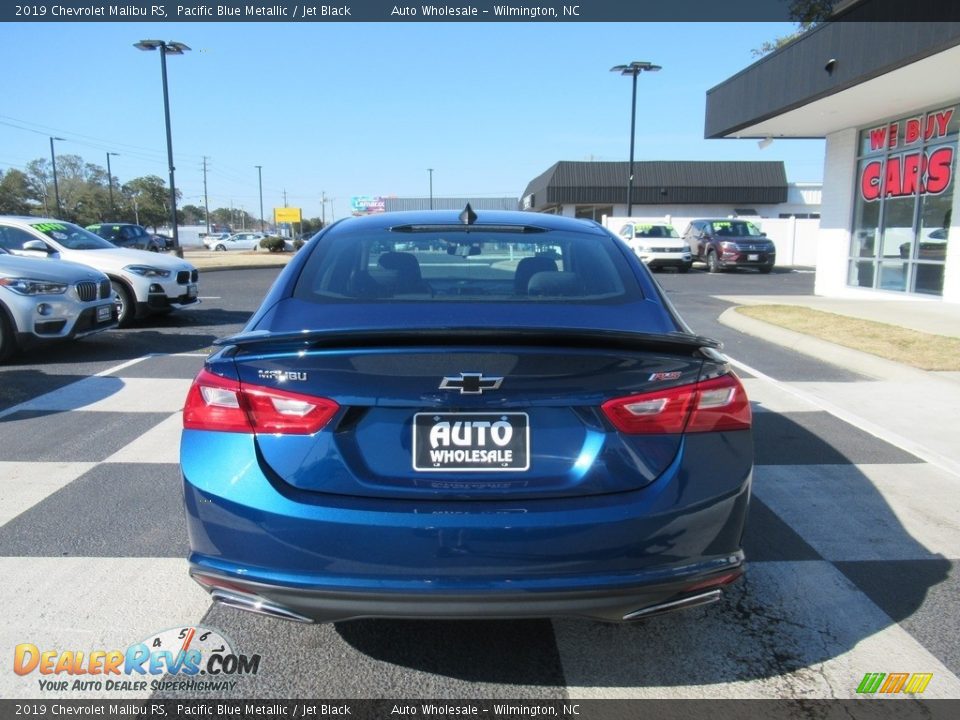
[190,560,744,623]
[181,430,753,623]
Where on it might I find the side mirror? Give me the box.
[22,240,54,254]
[760,232,767,237]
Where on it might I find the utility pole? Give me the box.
[106,152,119,216]
[283,189,287,207]
[255,165,264,233]
[202,156,210,234]
[50,136,64,218]
[321,191,326,226]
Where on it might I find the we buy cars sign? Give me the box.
[859,107,955,202]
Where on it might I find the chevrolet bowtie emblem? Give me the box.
[439,373,504,395]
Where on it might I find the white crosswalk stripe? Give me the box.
[2,354,958,700]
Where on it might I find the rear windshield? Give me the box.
[293,225,640,304]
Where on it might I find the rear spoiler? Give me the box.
[216,327,723,355]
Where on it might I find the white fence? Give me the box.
[603,215,820,268]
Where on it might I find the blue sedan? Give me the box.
[181,208,752,623]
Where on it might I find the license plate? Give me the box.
[748,253,759,261]
[413,412,529,472]
[96,304,112,323]
[187,283,198,298]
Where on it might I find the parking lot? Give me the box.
[2,266,958,700]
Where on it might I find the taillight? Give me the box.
[183,368,339,435]
[601,373,750,434]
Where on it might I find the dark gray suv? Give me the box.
[681,219,776,273]
[86,223,165,252]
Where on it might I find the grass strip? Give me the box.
[735,304,960,371]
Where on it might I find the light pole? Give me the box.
[135,39,190,257]
[106,152,119,217]
[256,165,264,232]
[428,168,434,209]
[610,61,661,217]
[49,136,65,218]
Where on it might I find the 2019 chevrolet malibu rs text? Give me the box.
[181,208,753,624]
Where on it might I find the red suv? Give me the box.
[681,219,776,273]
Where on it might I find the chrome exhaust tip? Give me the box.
[622,589,723,621]
[210,588,314,624]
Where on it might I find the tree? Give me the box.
[121,175,180,230]
[301,217,325,235]
[23,155,112,225]
[181,204,207,225]
[752,0,835,57]
[208,207,257,231]
[0,169,37,215]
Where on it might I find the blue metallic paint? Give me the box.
[181,210,752,622]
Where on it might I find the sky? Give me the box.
[0,21,826,222]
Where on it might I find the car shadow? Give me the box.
[133,308,253,329]
[324,414,951,692]
[0,330,220,417]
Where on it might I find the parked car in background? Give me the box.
[618,223,692,273]
[202,232,237,251]
[0,246,116,362]
[681,219,776,273]
[205,232,265,252]
[181,209,753,624]
[86,223,165,252]
[0,216,200,327]
[148,232,175,250]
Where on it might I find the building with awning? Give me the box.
[520,160,817,222]
[704,5,960,300]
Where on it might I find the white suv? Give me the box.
[618,223,692,273]
[0,247,116,361]
[0,216,200,327]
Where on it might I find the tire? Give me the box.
[706,251,721,273]
[678,263,691,274]
[758,265,773,274]
[112,281,135,328]
[215,244,226,252]
[0,310,15,363]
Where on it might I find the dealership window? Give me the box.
[849,104,957,295]
[574,206,613,221]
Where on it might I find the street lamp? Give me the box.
[610,61,661,217]
[134,39,190,257]
[428,168,434,209]
[256,165,264,232]
[106,152,119,216]
[49,136,65,218]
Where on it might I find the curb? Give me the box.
[720,306,960,479]
[718,306,934,383]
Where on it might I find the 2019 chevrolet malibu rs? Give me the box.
[181,208,752,624]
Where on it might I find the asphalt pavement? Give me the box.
[1,265,958,702]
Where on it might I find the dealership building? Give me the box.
[705,14,960,302]
[520,160,821,222]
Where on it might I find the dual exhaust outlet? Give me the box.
[207,586,725,624]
